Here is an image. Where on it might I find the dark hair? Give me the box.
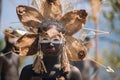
[38,19,65,34]
[46,0,57,4]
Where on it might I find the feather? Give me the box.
[60,10,88,36]
[16,33,38,56]
[40,0,62,20]
[65,36,87,61]
[16,5,44,33]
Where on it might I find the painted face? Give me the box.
[40,34,63,56]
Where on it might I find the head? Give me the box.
[4,29,20,46]
[39,20,65,56]
[1,29,20,53]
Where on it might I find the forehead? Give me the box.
[42,28,61,38]
[47,24,57,29]
[41,32,61,39]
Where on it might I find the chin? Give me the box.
[44,52,59,56]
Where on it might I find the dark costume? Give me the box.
[20,63,81,80]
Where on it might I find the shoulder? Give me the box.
[21,64,33,74]
[19,64,34,80]
[70,65,81,74]
[67,65,82,80]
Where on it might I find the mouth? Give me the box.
[46,48,55,52]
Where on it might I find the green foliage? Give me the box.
[106,50,120,68]
[0,38,6,51]
[116,29,120,34]
[103,11,115,30]
[102,0,120,34]
[110,0,120,12]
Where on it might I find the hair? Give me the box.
[38,19,65,34]
[46,0,57,4]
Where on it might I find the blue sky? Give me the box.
[1,0,33,31]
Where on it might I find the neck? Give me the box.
[43,54,61,68]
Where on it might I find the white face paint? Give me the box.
[16,29,28,35]
[40,35,63,44]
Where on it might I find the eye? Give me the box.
[42,38,49,41]
[40,37,50,43]
[52,38,60,41]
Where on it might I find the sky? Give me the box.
[0,0,33,31]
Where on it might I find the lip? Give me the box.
[46,48,55,52]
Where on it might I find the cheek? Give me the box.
[54,44,63,51]
[40,43,48,50]
[40,43,63,52]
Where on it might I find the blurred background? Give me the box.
[0,0,120,80]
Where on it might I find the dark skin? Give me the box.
[0,55,9,80]
[0,30,19,80]
[19,33,82,80]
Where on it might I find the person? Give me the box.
[19,20,82,80]
[0,29,20,80]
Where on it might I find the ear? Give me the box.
[60,10,88,36]
[16,5,44,33]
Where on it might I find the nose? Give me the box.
[49,42,54,47]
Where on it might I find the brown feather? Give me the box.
[65,36,87,61]
[40,0,62,20]
[60,10,88,36]
[16,33,38,56]
[16,5,44,33]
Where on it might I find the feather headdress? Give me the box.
[16,0,88,61]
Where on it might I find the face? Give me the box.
[40,34,63,56]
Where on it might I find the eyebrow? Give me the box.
[41,32,62,38]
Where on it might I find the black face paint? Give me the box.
[40,35,63,56]
[41,43,63,56]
